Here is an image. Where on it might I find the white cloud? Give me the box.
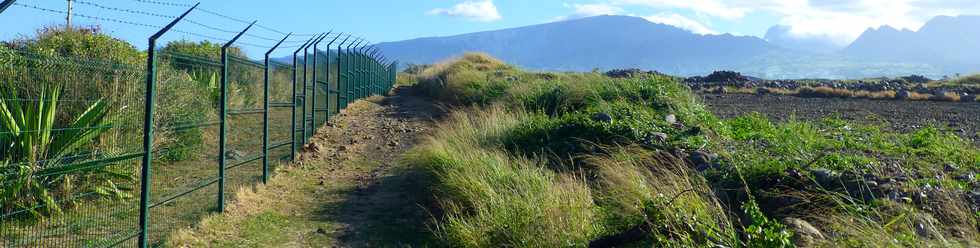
[605,0,980,43]
[570,3,624,17]
[643,13,719,34]
[427,0,502,22]
[551,3,623,22]
[616,0,749,20]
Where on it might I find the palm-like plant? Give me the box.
[1,84,120,217]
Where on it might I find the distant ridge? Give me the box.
[376,15,979,79]
[844,15,980,74]
[376,15,774,76]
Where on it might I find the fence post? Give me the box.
[219,20,256,213]
[311,32,330,130]
[335,35,351,110]
[303,34,325,142]
[0,0,16,15]
[139,4,198,247]
[289,36,316,161]
[291,36,316,161]
[356,44,364,99]
[262,33,290,184]
[347,40,360,102]
[323,34,342,120]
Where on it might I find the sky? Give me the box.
[3,0,980,57]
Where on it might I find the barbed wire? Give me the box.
[194,7,317,38]
[73,0,176,19]
[14,2,162,29]
[124,0,194,8]
[13,1,371,53]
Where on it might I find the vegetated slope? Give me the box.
[404,53,980,247]
[377,15,773,75]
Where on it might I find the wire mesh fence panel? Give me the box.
[224,54,265,204]
[1,4,397,246]
[144,50,223,246]
[303,52,314,142]
[267,61,294,174]
[1,45,147,247]
[313,50,329,127]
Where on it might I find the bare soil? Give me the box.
[700,93,980,145]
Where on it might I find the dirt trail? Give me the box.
[170,87,443,247]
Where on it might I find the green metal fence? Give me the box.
[0,1,397,247]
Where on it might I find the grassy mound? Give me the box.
[405,53,980,247]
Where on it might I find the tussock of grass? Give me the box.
[408,53,980,247]
[588,147,737,247]
[797,86,897,99]
[404,107,597,246]
[947,74,980,87]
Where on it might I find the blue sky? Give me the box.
[3,0,980,57]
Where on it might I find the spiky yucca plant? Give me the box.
[0,84,122,218]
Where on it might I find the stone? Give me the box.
[783,217,825,247]
[913,217,941,238]
[896,90,911,99]
[665,114,678,125]
[316,227,328,235]
[651,132,668,143]
[689,151,717,172]
[592,112,613,123]
[953,174,975,182]
[810,168,840,187]
[224,150,246,160]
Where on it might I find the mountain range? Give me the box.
[376,15,979,79]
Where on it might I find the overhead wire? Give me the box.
[13,1,380,56]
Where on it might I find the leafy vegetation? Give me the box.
[0,84,126,217]
[405,53,980,247]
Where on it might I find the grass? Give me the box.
[700,86,979,102]
[404,53,980,247]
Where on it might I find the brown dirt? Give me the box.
[700,93,980,145]
[169,87,445,247]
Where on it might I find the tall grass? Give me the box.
[404,107,598,246]
[405,53,980,246]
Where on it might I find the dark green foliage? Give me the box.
[0,84,125,217]
[742,200,794,247]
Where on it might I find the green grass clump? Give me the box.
[404,108,598,247]
[716,113,978,188]
[946,74,980,87]
[406,53,980,246]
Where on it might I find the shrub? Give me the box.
[0,84,127,217]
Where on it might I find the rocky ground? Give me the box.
[169,87,444,247]
[700,92,980,234]
[701,93,980,145]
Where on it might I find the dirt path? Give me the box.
[169,87,443,247]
